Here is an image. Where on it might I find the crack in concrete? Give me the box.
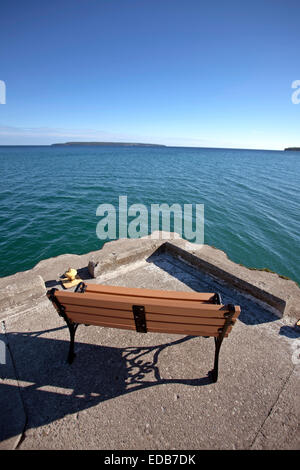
[1,319,28,449]
[249,366,295,449]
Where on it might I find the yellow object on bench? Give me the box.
[47,282,240,382]
[60,267,82,289]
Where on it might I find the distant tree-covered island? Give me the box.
[284,147,300,151]
[51,142,167,147]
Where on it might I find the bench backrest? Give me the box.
[50,284,240,338]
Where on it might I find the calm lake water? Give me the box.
[0,145,299,284]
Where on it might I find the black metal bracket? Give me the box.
[210,303,236,383]
[132,305,147,333]
[218,304,235,338]
[47,288,66,318]
[212,292,222,305]
[223,303,235,318]
[75,282,87,293]
[47,287,80,364]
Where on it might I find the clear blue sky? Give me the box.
[0,0,299,149]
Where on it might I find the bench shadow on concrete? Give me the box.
[146,250,284,328]
[1,327,212,442]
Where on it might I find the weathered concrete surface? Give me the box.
[162,238,300,319]
[0,235,299,450]
[14,232,300,320]
[0,328,26,450]
[88,237,164,278]
[0,272,45,318]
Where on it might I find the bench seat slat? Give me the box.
[67,310,135,328]
[65,305,233,327]
[67,313,136,331]
[146,324,230,337]
[85,284,215,302]
[66,310,230,337]
[63,302,236,319]
[55,291,240,319]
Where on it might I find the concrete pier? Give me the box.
[0,234,299,449]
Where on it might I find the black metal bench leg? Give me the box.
[67,322,79,364]
[211,337,223,383]
[209,303,236,383]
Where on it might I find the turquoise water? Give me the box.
[0,145,299,284]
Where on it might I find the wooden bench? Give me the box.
[47,282,240,382]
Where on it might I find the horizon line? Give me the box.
[0,142,285,152]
